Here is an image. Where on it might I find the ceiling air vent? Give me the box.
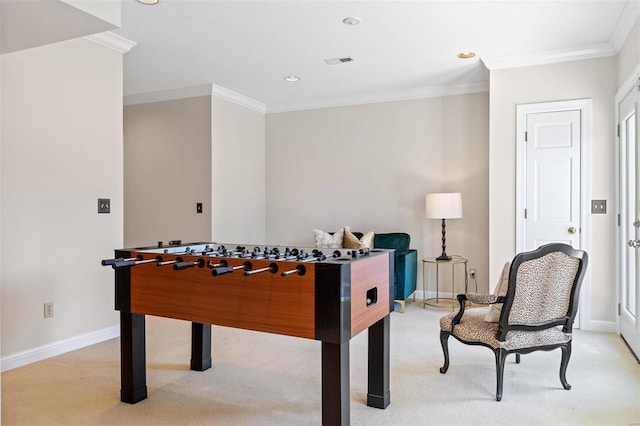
[324,57,354,65]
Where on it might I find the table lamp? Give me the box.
[425,192,463,261]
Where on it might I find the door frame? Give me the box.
[615,62,640,341]
[515,99,592,329]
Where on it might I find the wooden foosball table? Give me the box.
[104,242,393,425]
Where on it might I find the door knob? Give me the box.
[568,227,577,234]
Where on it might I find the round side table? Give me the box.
[422,255,470,310]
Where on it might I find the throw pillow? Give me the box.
[313,227,345,248]
[484,261,511,322]
[343,227,374,249]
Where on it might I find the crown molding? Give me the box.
[84,31,136,53]
[482,43,616,71]
[211,85,267,113]
[124,81,487,113]
[265,81,489,114]
[124,84,213,106]
[609,0,640,52]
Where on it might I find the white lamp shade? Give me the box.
[425,193,463,219]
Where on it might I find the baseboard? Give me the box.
[582,319,616,333]
[1,325,120,372]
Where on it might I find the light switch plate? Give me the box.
[98,198,110,214]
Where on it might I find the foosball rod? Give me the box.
[212,261,252,276]
[207,259,228,268]
[156,257,183,267]
[281,264,306,277]
[207,245,250,257]
[244,262,278,276]
[173,258,205,270]
[249,247,285,260]
[279,251,338,276]
[110,257,161,268]
[267,248,300,261]
[202,249,249,259]
[101,255,141,266]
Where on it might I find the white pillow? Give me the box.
[313,227,345,248]
[484,262,511,322]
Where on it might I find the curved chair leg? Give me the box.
[439,331,450,374]
[559,342,572,390]
[515,353,521,364]
[494,348,508,401]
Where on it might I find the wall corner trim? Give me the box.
[1,325,120,372]
[84,31,137,53]
[212,84,267,113]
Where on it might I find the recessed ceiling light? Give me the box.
[458,52,476,59]
[137,0,159,4]
[342,17,361,26]
[284,76,300,82]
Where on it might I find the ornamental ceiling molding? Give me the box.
[84,31,136,53]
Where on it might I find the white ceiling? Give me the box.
[113,1,637,112]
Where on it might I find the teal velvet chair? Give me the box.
[350,232,417,312]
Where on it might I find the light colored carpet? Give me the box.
[2,302,639,425]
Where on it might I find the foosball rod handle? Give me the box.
[173,258,205,270]
[111,257,158,269]
[212,261,251,276]
[101,255,141,266]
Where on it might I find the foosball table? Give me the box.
[103,241,393,425]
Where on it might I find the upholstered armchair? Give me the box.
[347,232,417,312]
[439,243,588,401]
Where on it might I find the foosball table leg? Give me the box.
[367,314,390,408]
[190,322,212,371]
[321,341,350,426]
[120,312,147,404]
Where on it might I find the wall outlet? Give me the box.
[591,199,606,214]
[469,269,477,279]
[44,302,54,318]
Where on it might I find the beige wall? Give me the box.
[211,96,266,244]
[265,93,490,293]
[617,15,640,86]
[489,56,617,329]
[1,38,123,357]
[124,96,212,247]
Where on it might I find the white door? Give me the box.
[524,109,582,249]
[516,100,590,329]
[619,85,640,358]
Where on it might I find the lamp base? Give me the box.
[436,254,452,261]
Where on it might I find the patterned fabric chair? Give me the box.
[439,243,588,401]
